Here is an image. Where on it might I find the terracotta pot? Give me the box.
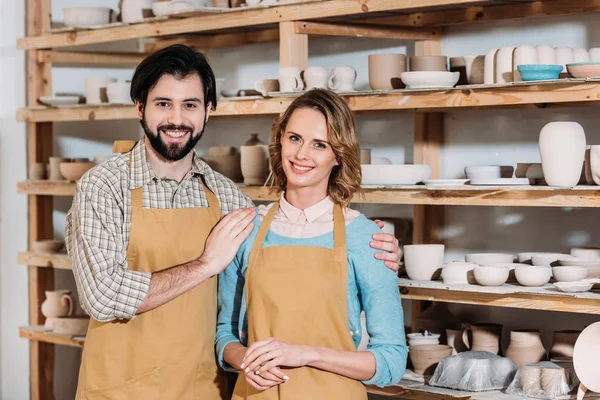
[446,328,468,355]
[244,133,264,146]
[409,56,447,72]
[495,46,515,83]
[29,163,47,180]
[550,330,581,358]
[53,316,90,336]
[59,162,95,182]
[408,344,452,375]
[48,157,70,180]
[449,57,468,85]
[368,54,407,90]
[240,145,269,185]
[505,330,547,368]
[41,290,74,329]
[204,154,243,182]
[462,323,503,355]
[539,122,586,188]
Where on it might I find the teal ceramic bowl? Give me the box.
[517,64,563,81]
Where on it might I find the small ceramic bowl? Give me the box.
[517,64,562,81]
[515,265,552,287]
[473,265,510,286]
[62,7,112,28]
[441,261,477,284]
[464,165,514,180]
[484,262,527,282]
[552,266,588,282]
[408,344,453,375]
[400,71,459,89]
[59,162,95,182]
[32,240,65,254]
[558,257,600,278]
[570,247,600,259]
[465,253,514,265]
[566,62,600,78]
[531,253,570,266]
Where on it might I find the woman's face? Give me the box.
[280,107,339,194]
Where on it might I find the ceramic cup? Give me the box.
[328,66,356,92]
[30,163,47,180]
[368,54,406,90]
[254,79,279,96]
[278,67,304,92]
[106,82,133,104]
[303,66,329,89]
[48,157,71,180]
[409,56,447,72]
[463,55,485,84]
[85,77,117,104]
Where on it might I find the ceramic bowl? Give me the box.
[531,253,570,266]
[400,71,459,89]
[516,64,562,81]
[515,265,552,286]
[465,253,514,265]
[558,257,600,278]
[32,240,65,254]
[407,332,441,346]
[441,261,477,284]
[473,265,510,286]
[53,316,90,336]
[59,162,95,182]
[484,262,526,282]
[361,164,432,185]
[464,165,514,180]
[106,82,133,104]
[408,344,453,375]
[554,280,594,293]
[570,247,600,259]
[403,244,444,281]
[409,56,448,72]
[552,266,588,282]
[566,62,600,78]
[63,7,112,28]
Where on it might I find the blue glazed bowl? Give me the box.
[517,64,563,81]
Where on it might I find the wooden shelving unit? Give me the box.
[18,0,600,398]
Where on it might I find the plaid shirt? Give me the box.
[65,139,253,322]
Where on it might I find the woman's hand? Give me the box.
[371,220,401,272]
[242,338,316,376]
[244,366,288,391]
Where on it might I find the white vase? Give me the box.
[484,48,499,85]
[513,45,538,82]
[539,122,586,188]
[495,46,516,84]
[536,45,556,65]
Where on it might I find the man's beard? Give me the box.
[141,113,205,162]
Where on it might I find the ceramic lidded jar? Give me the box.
[505,330,547,368]
[550,330,581,358]
[539,121,586,188]
[368,54,406,90]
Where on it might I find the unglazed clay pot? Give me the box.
[41,290,74,329]
[30,163,47,180]
[53,316,90,336]
[403,244,444,281]
[505,330,547,367]
[121,0,154,23]
[495,46,516,83]
[484,48,499,84]
[240,145,269,185]
[539,122,586,188]
[368,54,406,90]
[515,265,552,287]
[463,55,485,84]
[59,162,95,182]
[462,323,503,355]
[48,157,70,180]
[328,66,356,92]
[409,56,447,72]
[550,330,581,358]
[513,45,538,82]
[446,328,468,355]
[85,77,117,104]
[473,265,509,287]
[408,344,453,375]
[571,247,600,259]
[243,133,264,146]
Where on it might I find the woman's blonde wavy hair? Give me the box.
[267,89,362,207]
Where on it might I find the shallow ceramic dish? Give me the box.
[566,61,600,78]
[552,266,588,282]
[515,265,552,286]
[531,253,570,266]
[361,164,431,185]
[59,162,95,182]
[39,96,80,106]
[400,71,460,89]
[32,240,65,254]
[553,280,594,293]
[573,322,600,393]
[469,178,534,186]
[62,7,112,28]
[516,64,562,81]
[464,165,514,180]
[473,265,510,286]
[465,253,514,265]
[424,179,469,187]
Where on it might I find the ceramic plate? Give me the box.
[424,179,469,187]
[573,322,600,392]
[39,96,80,106]
[553,280,594,293]
[469,178,534,186]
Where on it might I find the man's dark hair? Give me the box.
[130,44,217,110]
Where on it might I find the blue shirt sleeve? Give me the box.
[347,217,408,387]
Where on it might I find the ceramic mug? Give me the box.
[254,79,279,96]
[278,67,303,92]
[462,323,503,355]
[85,77,117,104]
[303,66,329,89]
[328,66,356,92]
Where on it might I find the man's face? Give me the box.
[137,73,212,161]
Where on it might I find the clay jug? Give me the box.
[446,328,468,355]
[539,122,586,188]
[505,330,547,367]
[462,323,503,355]
[41,290,74,319]
[550,330,581,358]
[244,133,264,146]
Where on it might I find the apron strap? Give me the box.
[113,140,137,154]
[332,203,346,251]
[201,178,221,216]
[251,201,279,254]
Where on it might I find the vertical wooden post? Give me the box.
[279,21,308,69]
[411,38,444,333]
[27,0,55,399]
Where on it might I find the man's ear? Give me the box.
[205,102,212,123]
[135,100,144,120]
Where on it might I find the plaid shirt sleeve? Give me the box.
[65,177,151,322]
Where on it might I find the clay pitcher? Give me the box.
[41,290,74,329]
[446,328,468,355]
[505,330,547,367]
[462,323,503,355]
[550,330,581,358]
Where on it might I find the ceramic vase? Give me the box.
[505,330,547,367]
[539,122,586,188]
[462,323,503,355]
[550,330,581,358]
[241,145,269,185]
[368,54,406,90]
[484,48,499,84]
[513,45,538,82]
[495,46,516,84]
[463,55,485,84]
[41,290,74,330]
[244,133,264,146]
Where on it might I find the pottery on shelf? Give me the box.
[551,330,581,358]
[552,266,588,282]
[204,154,242,182]
[558,257,600,278]
[513,45,538,81]
[515,265,552,286]
[485,262,523,283]
[495,46,516,84]
[278,67,304,92]
[567,61,600,78]
[519,364,543,393]
[409,56,447,72]
[484,48,499,84]
[505,330,547,368]
[446,328,468,355]
[462,323,503,355]
[48,157,70,180]
[243,133,264,146]
[555,46,574,74]
[449,57,468,85]
[517,64,562,81]
[539,121,586,188]
[121,0,154,23]
[473,265,509,286]
[573,322,600,395]
[328,66,356,92]
[441,261,477,284]
[240,145,269,185]
[53,316,90,336]
[359,148,371,164]
[462,55,485,84]
[407,332,440,347]
[465,253,514,264]
[85,77,117,104]
[303,66,329,89]
[403,244,445,281]
[368,54,406,90]
[361,164,432,185]
[400,71,459,89]
[536,45,556,65]
[32,240,65,254]
[571,247,600,259]
[30,163,47,180]
[106,82,133,104]
[573,48,590,63]
[59,162,95,182]
[464,165,514,180]
[589,145,600,186]
[41,290,74,330]
[63,7,112,28]
[254,79,279,96]
[408,344,453,375]
[531,253,570,266]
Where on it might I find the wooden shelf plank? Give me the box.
[19,326,84,348]
[18,252,71,270]
[17,181,600,208]
[38,50,146,67]
[17,81,600,123]
[17,0,487,50]
[399,279,600,315]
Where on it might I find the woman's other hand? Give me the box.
[371,220,401,272]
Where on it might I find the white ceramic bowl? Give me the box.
[465,253,514,265]
[441,262,477,284]
[552,266,588,282]
[570,247,600,259]
[532,253,571,266]
[361,164,432,186]
[403,244,445,281]
[473,265,509,286]
[400,71,460,89]
[515,265,552,286]
[63,7,112,28]
[106,82,132,104]
[407,333,441,346]
[464,165,514,180]
[558,257,600,278]
[484,262,527,282]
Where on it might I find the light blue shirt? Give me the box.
[216,210,407,387]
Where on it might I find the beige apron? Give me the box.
[232,201,367,400]
[75,141,227,400]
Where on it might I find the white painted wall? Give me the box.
[2,2,600,398]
